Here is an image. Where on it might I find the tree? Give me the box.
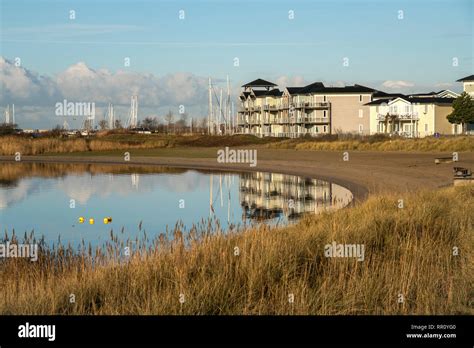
[114,119,123,129]
[447,92,474,134]
[141,116,159,130]
[175,113,188,134]
[0,123,18,135]
[164,110,174,133]
[98,119,108,130]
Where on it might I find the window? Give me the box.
[323,110,327,118]
[323,95,327,102]
[358,109,363,118]
[315,126,319,133]
[323,125,327,132]
[358,124,363,133]
[359,95,363,102]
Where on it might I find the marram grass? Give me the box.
[0,134,473,156]
[0,186,472,315]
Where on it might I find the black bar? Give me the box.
[0,315,472,346]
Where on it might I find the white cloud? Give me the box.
[434,82,454,88]
[381,80,415,89]
[275,75,307,87]
[0,57,210,108]
[0,57,61,105]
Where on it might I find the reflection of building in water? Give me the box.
[131,173,140,189]
[239,172,353,221]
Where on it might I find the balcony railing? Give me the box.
[238,116,330,125]
[377,113,419,121]
[292,102,330,109]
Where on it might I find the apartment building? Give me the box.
[237,79,376,137]
[367,90,459,137]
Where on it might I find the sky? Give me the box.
[0,0,473,128]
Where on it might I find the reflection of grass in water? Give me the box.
[0,186,472,315]
[0,162,187,185]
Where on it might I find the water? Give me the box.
[0,163,353,247]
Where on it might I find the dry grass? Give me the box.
[1,185,472,315]
[0,134,277,156]
[266,136,474,152]
[1,134,473,156]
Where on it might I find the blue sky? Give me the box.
[0,0,473,128]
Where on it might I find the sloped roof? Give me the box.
[297,82,376,95]
[253,89,283,97]
[457,75,474,82]
[242,78,277,87]
[365,96,455,106]
[286,87,304,95]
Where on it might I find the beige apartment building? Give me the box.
[237,79,376,137]
[237,77,468,138]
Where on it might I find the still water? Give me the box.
[0,163,353,246]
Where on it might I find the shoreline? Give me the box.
[2,149,473,202]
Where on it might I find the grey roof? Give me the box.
[253,89,283,97]
[242,79,277,88]
[286,87,304,94]
[365,96,455,106]
[297,82,376,95]
[457,75,474,82]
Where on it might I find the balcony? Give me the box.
[262,105,279,111]
[292,102,330,109]
[377,112,419,121]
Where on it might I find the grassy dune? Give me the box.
[0,134,473,156]
[1,185,472,315]
[265,135,474,152]
[0,134,277,156]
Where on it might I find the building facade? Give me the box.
[237,79,376,137]
[237,77,469,138]
[367,93,458,138]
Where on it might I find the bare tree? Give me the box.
[176,113,189,134]
[164,110,174,133]
[98,119,108,130]
[141,116,159,130]
[114,119,123,129]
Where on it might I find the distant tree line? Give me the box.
[97,110,209,134]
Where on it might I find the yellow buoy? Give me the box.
[78,217,84,224]
[89,218,95,225]
[103,217,112,224]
